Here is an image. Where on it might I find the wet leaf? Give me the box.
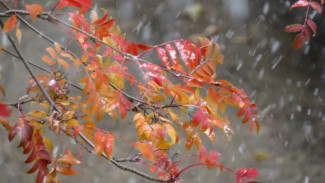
[104,133,114,159]
[290,0,309,10]
[94,131,105,156]
[236,168,259,183]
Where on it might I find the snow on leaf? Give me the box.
[104,133,114,159]
[157,47,170,69]
[306,19,316,36]
[25,4,43,20]
[293,32,305,49]
[3,15,16,33]
[290,0,309,10]
[284,24,304,33]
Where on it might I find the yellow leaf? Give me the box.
[43,137,53,153]
[61,111,75,120]
[28,110,47,119]
[16,25,22,45]
[54,42,62,53]
[163,123,177,144]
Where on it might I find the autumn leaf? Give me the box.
[310,2,322,13]
[104,133,114,159]
[290,0,309,10]
[292,32,305,49]
[3,15,16,33]
[306,19,316,36]
[0,103,12,117]
[94,131,105,156]
[16,25,22,45]
[284,24,304,33]
[135,142,155,161]
[236,168,259,183]
[25,4,43,20]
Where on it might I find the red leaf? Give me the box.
[8,124,20,141]
[137,44,152,51]
[157,47,170,69]
[192,109,205,126]
[25,148,37,163]
[93,11,108,25]
[119,103,127,119]
[3,15,16,33]
[292,32,305,49]
[306,19,316,36]
[236,168,259,183]
[104,133,114,159]
[303,27,311,41]
[94,131,105,156]
[26,160,41,174]
[284,24,304,33]
[25,4,43,20]
[73,125,84,138]
[0,103,12,117]
[290,0,309,10]
[310,2,322,13]
[198,146,207,162]
[206,151,220,168]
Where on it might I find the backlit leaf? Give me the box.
[57,167,77,175]
[3,15,16,33]
[198,146,207,162]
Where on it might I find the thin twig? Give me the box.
[0,20,61,113]
[78,132,168,182]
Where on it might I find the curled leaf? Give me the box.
[292,32,305,49]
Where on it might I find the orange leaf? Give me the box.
[104,133,114,159]
[57,167,77,176]
[58,150,81,165]
[42,55,55,65]
[94,131,105,156]
[135,142,155,161]
[58,59,69,69]
[54,42,62,53]
[46,47,57,58]
[3,15,16,33]
[25,4,43,20]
